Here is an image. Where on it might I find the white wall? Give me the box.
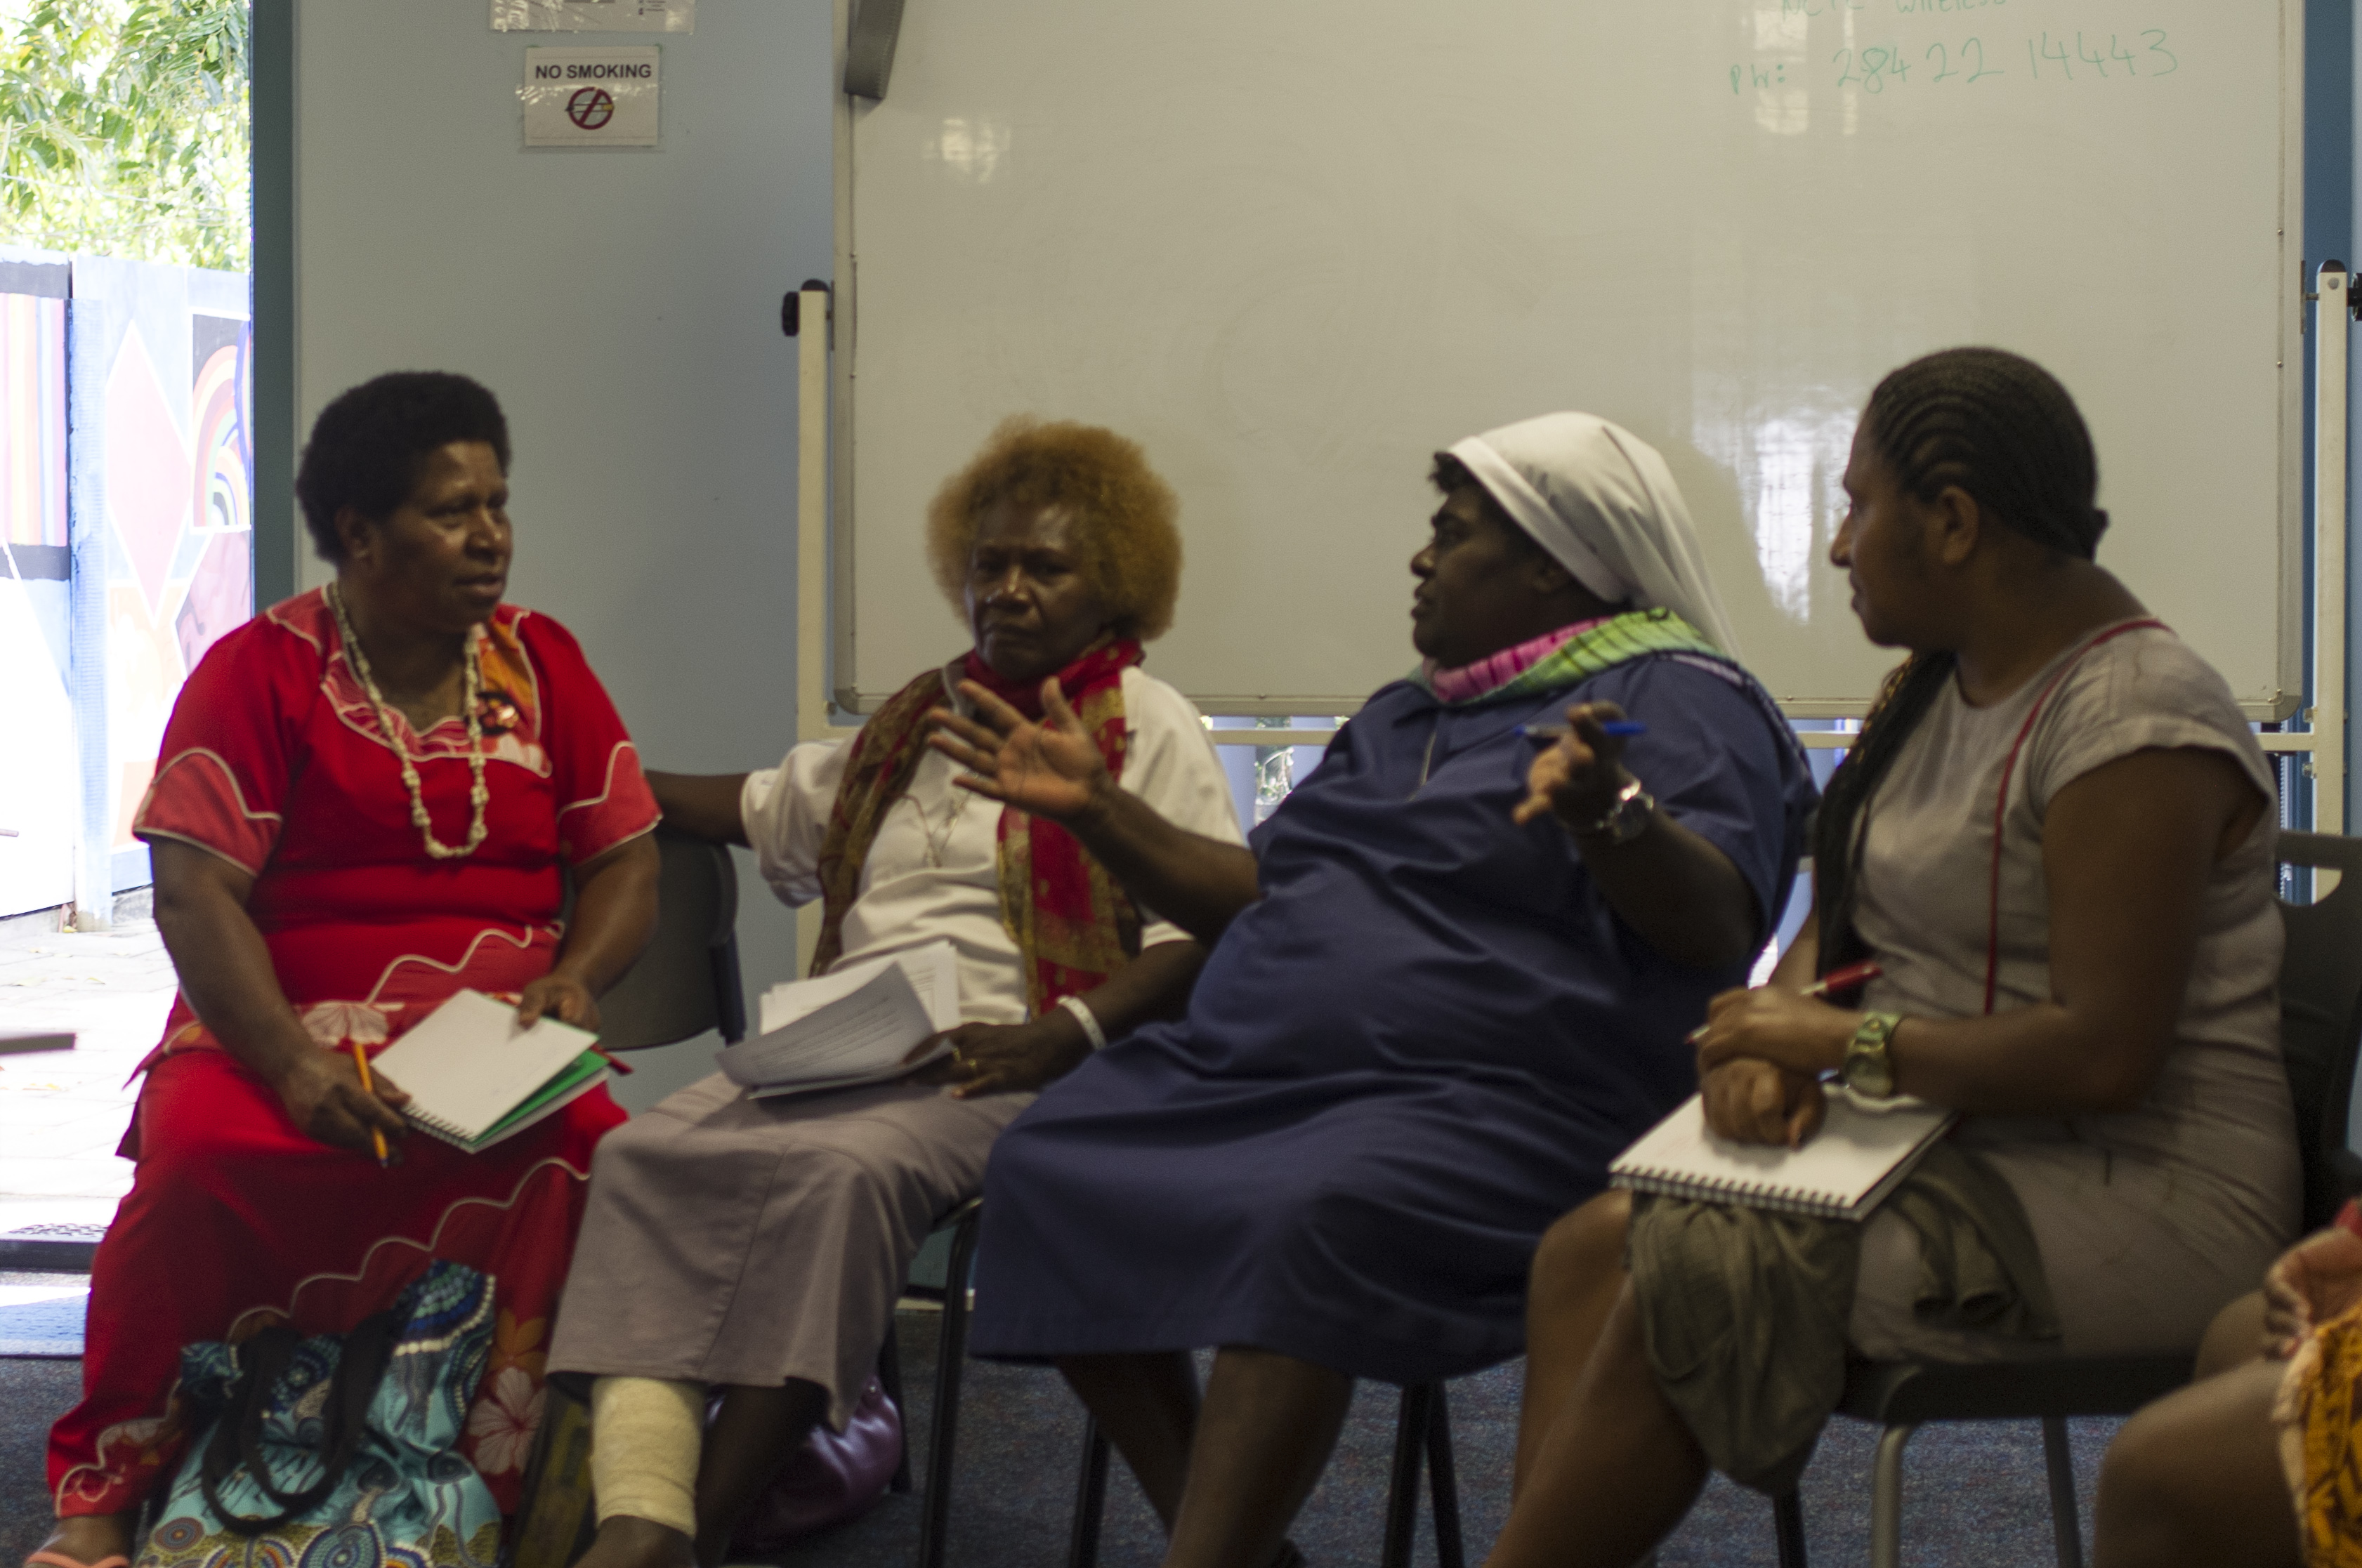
[295,0,833,1105]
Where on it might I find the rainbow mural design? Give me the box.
[0,294,66,554]
[0,254,74,916]
[0,251,251,918]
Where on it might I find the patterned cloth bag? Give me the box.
[136,1260,504,1568]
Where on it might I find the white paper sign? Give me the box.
[494,0,693,34]
[522,46,659,148]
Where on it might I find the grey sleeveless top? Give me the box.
[1849,624,2299,1241]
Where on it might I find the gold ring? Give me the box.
[952,1047,970,1069]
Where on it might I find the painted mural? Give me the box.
[0,268,74,917]
[0,252,251,918]
[77,258,254,900]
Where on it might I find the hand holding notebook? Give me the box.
[1608,1089,1956,1222]
[368,989,612,1153]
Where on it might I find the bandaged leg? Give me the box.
[588,1376,703,1535]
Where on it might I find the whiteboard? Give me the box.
[836,0,2301,718]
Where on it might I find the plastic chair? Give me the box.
[595,823,748,1051]
[1768,828,2362,1568]
[873,1197,985,1568]
[1064,1378,1465,1568]
[505,826,748,1568]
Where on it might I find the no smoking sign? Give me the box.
[522,46,658,146]
[567,86,614,129]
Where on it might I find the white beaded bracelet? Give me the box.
[1058,993,1109,1050]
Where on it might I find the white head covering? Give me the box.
[1447,412,1743,656]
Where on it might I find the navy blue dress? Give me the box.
[969,652,1818,1382]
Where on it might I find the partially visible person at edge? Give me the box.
[2087,1208,2362,1565]
[31,372,662,1568]
[1479,350,2297,1568]
[924,413,1816,1568]
[551,417,1243,1568]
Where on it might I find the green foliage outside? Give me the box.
[0,0,249,270]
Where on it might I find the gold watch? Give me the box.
[1840,1012,1901,1099]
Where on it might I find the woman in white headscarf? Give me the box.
[927,414,1816,1568]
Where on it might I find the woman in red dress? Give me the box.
[29,373,660,1568]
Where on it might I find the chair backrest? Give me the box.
[2275,831,2362,1228]
[596,824,749,1051]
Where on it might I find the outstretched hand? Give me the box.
[926,678,1110,824]
[1511,701,1636,830]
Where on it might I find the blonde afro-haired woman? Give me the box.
[549,417,1244,1568]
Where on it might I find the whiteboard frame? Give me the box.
[829,0,2309,725]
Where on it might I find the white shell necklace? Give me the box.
[327,581,491,859]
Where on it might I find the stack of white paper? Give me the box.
[716,941,962,1099]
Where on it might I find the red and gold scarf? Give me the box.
[810,638,1146,1017]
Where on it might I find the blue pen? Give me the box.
[1518,719,1646,742]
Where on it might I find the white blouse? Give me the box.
[742,664,1247,1027]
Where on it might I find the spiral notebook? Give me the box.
[369,989,610,1152]
[1608,1091,1957,1222]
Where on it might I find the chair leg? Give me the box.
[1870,1422,1917,1568]
[1424,1383,1464,1568]
[1065,1415,1112,1568]
[916,1211,983,1568]
[1771,1489,1809,1568]
[1382,1383,1431,1568]
[2041,1416,2085,1568]
[506,1381,598,1568]
[878,1319,912,1494]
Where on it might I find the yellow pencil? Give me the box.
[350,1040,391,1168]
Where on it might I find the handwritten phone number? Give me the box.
[1733,29,2179,95]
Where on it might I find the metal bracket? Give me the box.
[2299,271,2358,334]
[844,0,907,100]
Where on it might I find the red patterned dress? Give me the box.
[47,588,657,1520]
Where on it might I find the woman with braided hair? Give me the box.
[1480,348,2297,1568]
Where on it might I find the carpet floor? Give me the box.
[3,1307,2122,1568]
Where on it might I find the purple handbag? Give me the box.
[728,1376,905,1550]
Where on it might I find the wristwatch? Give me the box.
[1841,1012,1902,1099]
[1574,776,1655,846]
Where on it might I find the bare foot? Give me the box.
[568,1515,694,1568]
[29,1513,136,1568]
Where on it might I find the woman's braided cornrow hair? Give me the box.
[1811,348,2110,973]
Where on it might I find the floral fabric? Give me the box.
[810,639,1145,1015]
[2277,1201,2362,1565]
[134,1262,504,1568]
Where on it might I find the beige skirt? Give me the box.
[548,1072,1031,1429]
[1849,1138,2293,1362]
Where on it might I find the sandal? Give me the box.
[27,1554,131,1568]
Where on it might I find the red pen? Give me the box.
[1688,961,1884,1044]
[1799,960,1882,999]
[587,1043,635,1076]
